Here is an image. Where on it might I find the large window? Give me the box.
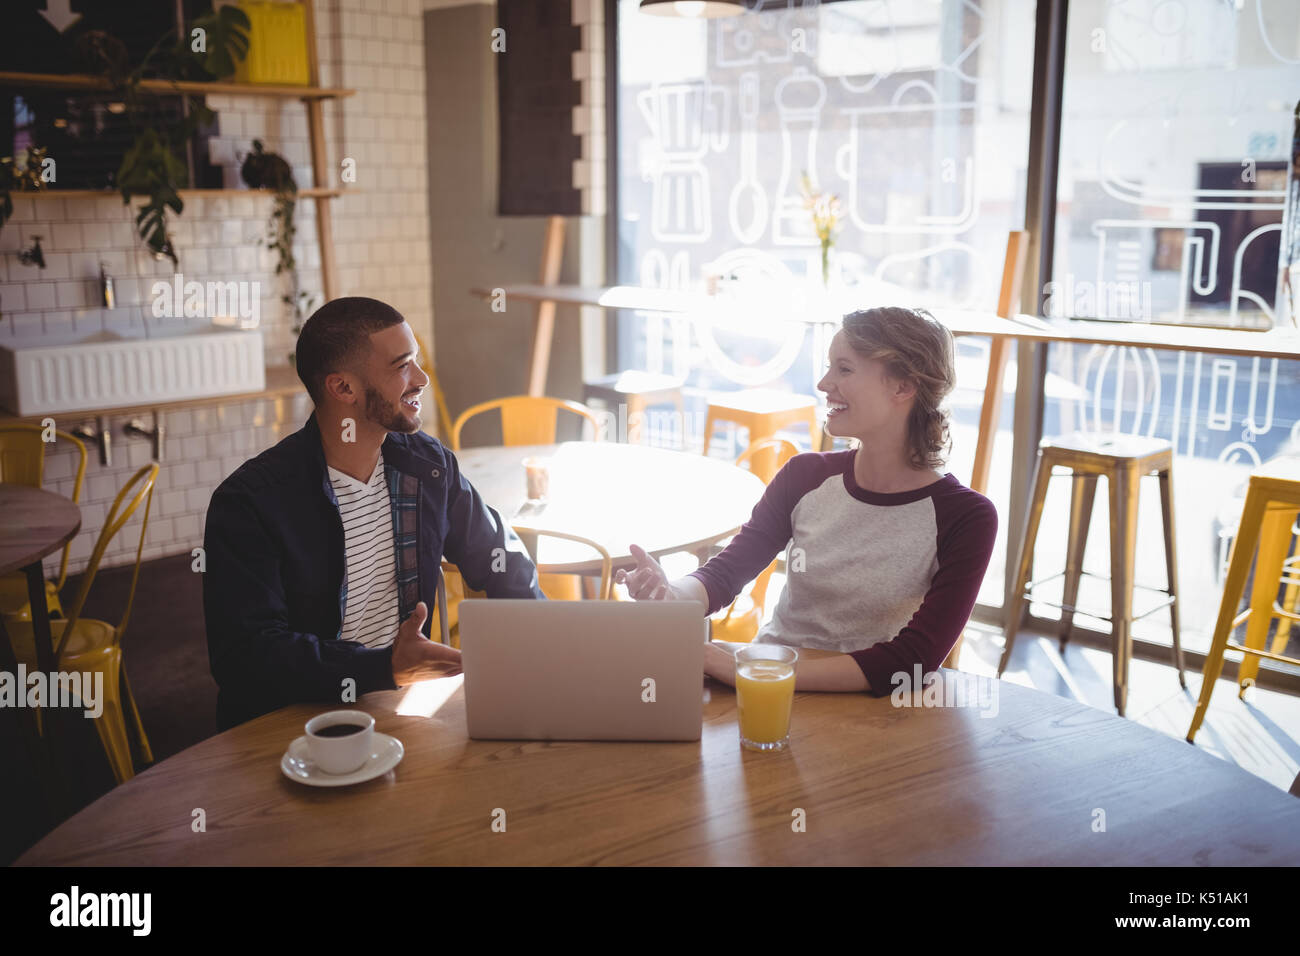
[614,0,1038,605]
[1034,0,1300,667]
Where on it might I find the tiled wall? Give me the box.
[1,0,433,579]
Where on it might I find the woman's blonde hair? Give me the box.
[840,306,957,470]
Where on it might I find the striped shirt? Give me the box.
[327,457,402,649]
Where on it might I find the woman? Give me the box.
[616,306,998,693]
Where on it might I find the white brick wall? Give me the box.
[2,0,434,578]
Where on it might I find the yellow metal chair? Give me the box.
[0,425,88,621]
[6,463,159,784]
[412,331,454,442]
[450,395,601,451]
[1188,459,1300,743]
[438,529,612,650]
[709,438,800,643]
[448,395,603,602]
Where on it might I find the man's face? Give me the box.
[355,322,430,434]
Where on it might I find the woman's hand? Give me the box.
[616,543,673,599]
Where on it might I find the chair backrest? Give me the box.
[0,425,89,589]
[733,438,800,606]
[735,437,800,485]
[451,396,601,450]
[60,463,159,656]
[411,330,455,440]
[513,525,613,601]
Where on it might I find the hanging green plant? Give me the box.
[241,139,314,359]
[75,7,252,265]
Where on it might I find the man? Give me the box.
[203,297,544,729]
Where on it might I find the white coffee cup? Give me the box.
[304,710,375,774]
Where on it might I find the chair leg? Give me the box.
[1237,507,1296,696]
[997,454,1052,677]
[627,395,646,445]
[1188,488,1266,743]
[1060,473,1097,654]
[1157,467,1186,689]
[93,660,136,785]
[806,407,822,453]
[1108,464,1138,718]
[672,392,687,451]
[121,667,153,766]
[1272,575,1299,655]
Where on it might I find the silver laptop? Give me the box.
[460,600,706,741]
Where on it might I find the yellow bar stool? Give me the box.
[441,530,612,648]
[0,425,88,622]
[5,463,160,784]
[997,432,1186,716]
[702,387,823,459]
[1187,458,1300,743]
[582,370,686,446]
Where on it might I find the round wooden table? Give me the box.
[0,484,82,816]
[17,674,1300,865]
[0,484,81,676]
[455,441,766,573]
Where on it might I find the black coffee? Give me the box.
[313,723,367,738]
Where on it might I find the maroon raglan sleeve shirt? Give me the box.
[689,450,998,695]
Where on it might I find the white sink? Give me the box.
[0,322,265,416]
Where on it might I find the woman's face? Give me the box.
[817,329,914,440]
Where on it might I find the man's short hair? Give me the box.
[295,297,405,404]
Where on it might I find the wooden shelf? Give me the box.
[0,365,305,426]
[22,187,349,200]
[0,71,354,100]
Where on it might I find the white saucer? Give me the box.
[280,733,404,787]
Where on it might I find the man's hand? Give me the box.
[391,602,462,685]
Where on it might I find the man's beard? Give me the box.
[363,384,420,433]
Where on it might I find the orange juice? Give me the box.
[736,659,795,749]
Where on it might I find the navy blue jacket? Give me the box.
[202,413,544,729]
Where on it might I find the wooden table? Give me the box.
[0,484,82,815]
[0,485,81,675]
[18,673,1300,865]
[455,441,766,573]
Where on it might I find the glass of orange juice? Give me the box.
[735,644,798,751]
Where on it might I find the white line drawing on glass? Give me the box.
[1090,219,1220,321]
[694,248,808,385]
[1207,357,1237,431]
[872,241,991,309]
[772,67,827,246]
[1254,0,1300,65]
[714,0,820,69]
[1230,223,1284,326]
[637,81,731,244]
[837,107,978,234]
[1099,123,1287,212]
[832,0,985,99]
[1240,357,1279,439]
[639,249,693,380]
[1076,344,1162,437]
[729,72,770,245]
